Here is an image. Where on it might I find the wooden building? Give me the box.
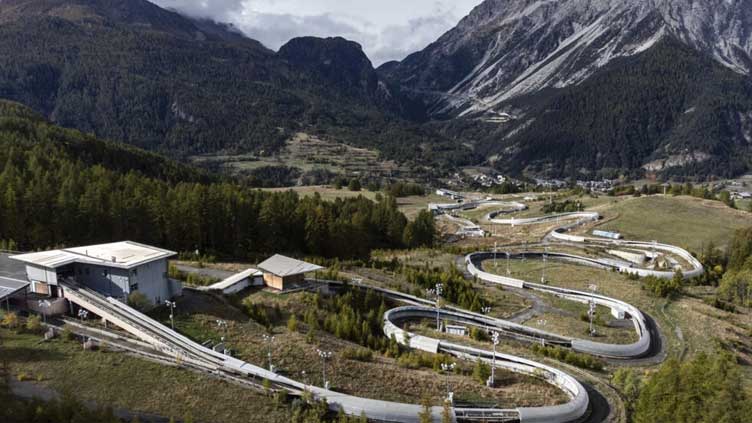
[257,255,323,291]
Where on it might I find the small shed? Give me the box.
[257,255,323,291]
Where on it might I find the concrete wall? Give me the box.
[73,263,130,299]
[72,259,177,304]
[129,259,175,304]
[26,265,57,286]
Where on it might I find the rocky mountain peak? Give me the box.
[381,0,752,117]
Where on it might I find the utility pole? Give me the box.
[263,334,275,372]
[317,349,333,390]
[164,300,176,330]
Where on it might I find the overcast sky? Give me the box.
[152,0,483,65]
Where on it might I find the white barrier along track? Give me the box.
[61,276,592,423]
[466,209,704,359]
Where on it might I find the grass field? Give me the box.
[191,132,407,179]
[0,329,291,423]
[593,195,750,251]
[145,290,563,408]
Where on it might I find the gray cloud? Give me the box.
[151,0,480,64]
[238,13,371,53]
[154,0,245,21]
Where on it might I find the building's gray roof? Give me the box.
[257,255,323,277]
[10,241,176,270]
[0,276,28,301]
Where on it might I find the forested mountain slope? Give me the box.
[0,100,430,258]
[381,0,752,178]
[0,0,470,168]
[469,38,752,179]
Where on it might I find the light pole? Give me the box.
[216,319,228,353]
[164,300,176,330]
[426,283,443,331]
[587,284,598,336]
[506,252,511,276]
[494,241,498,271]
[537,319,548,347]
[489,332,500,387]
[481,306,492,333]
[263,334,275,372]
[541,247,548,283]
[317,349,333,390]
[440,362,456,403]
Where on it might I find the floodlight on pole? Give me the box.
[164,300,176,330]
[77,308,88,322]
[262,334,275,372]
[440,362,456,401]
[587,284,598,336]
[494,242,498,270]
[489,332,500,387]
[216,319,228,352]
[317,349,333,389]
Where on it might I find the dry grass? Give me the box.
[0,329,291,423]
[156,289,564,407]
[190,132,406,178]
[593,195,750,251]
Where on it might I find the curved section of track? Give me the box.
[383,306,589,423]
[466,210,703,359]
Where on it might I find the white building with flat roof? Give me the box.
[10,241,181,305]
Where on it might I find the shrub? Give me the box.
[25,315,43,334]
[127,292,151,312]
[341,347,373,362]
[287,314,299,332]
[1,311,19,329]
[472,360,491,384]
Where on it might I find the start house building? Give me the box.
[10,241,181,305]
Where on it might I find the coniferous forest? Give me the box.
[0,100,432,259]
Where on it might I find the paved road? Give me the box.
[173,264,234,281]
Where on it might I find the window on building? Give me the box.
[130,284,139,291]
[133,268,138,276]
[103,269,109,277]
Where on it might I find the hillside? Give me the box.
[0,99,423,258]
[0,0,470,170]
[381,0,752,179]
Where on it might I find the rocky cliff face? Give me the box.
[382,0,752,118]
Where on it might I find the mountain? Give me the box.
[381,0,752,178]
[0,0,468,170]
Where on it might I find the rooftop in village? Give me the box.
[10,241,177,270]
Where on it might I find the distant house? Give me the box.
[11,241,181,305]
[257,255,323,291]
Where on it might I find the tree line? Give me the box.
[0,110,435,259]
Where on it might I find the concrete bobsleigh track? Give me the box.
[55,206,702,423]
